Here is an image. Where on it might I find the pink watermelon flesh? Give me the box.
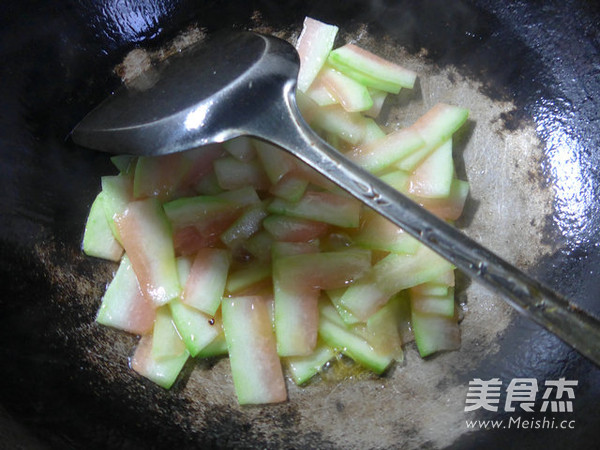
[295,17,339,92]
[222,296,287,405]
[115,198,180,306]
[181,247,230,316]
[130,335,189,389]
[263,215,328,242]
[96,255,156,335]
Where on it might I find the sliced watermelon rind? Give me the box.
[82,191,123,262]
[222,296,288,405]
[87,17,474,404]
[115,198,181,306]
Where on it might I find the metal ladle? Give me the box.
[72,31,600,365]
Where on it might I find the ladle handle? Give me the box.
[258,84,600,366]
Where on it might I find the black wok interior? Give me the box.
[1,0,599,448]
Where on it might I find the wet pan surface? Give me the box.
[1,1,599,448]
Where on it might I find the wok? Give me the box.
[1,0,599,448]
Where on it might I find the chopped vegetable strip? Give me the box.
[273,249,370,356]
[131,335,189,390]
[263,214,328,242]
[365,88,388,118]
[410,288,456,317]
[213,156,270,191]
[348,127,425,173]
[318,66,373,112]
[83,191,123,261]
[318,301,394,374]
[110,154,135,174]
[100,174,133,244]
[254,140,296,184]
[340,245,454,320]
[273,249,371,290]
[220,201,269,248]
[306,77,338,106]
[353,209,421,254]
[295,17,339,92]
[286,340,337,385]
[115,198,181,306]
[96,255,156,335]
[223,136,256,162]
[268,191,360,228]
[328,43,417,92]
[152,305,187,360]
[415,178,470,221]
[273,278,319,357]
[195,332,229,358]
[397,102,469,171]
[222,296,287,405]
[182,248,230,315]
[269,172,309,202]
[407,138,454,198]
[134,153,189,201]
[310,105,371,144]
[411,309,461,358]
[226,264,271,294]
